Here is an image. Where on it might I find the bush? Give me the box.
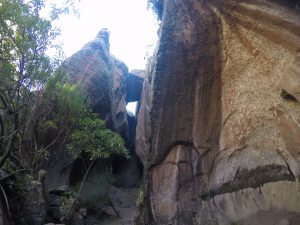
[60,190,77,222]
[67,114,129,160]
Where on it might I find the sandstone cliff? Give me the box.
[38,29,143,224]
[136,1,300,224]
[44,29,143,192]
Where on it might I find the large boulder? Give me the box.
[43,29,144,224]
[23,178,46,225]
[136,1,300,225]
[63,29,114,119]
[44,29,131,193]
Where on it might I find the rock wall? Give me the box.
[136,1,300,225]
[44,29,131,193]
[0,199,7,225]
[41,29,144,224]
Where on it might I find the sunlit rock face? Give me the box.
[135,1,300,224]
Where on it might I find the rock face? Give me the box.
[136,1,300,225]
[23,178,46,225]
[41,29,143,224]
[0,200,7,225]
[126,73,144,103]
[44,29,132,193]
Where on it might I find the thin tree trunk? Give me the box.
[77,159,96,197]
[0,113,18,169]
[0,115,4,150]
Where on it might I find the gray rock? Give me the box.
[0,198,8,225]
[23,178,46,225]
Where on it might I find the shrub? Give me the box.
[67,113,129,160]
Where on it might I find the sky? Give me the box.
[50,0,159,71]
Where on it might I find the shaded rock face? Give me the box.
[63,30,132,138]
[126,73,144,103]
[23,179,46,225]
[64,30,114,119]
[136,1,300,225]
[44,151,73,193]
[0,200,7,225]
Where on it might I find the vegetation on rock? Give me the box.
[0,0,129,224]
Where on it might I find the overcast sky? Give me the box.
[50,0,158,71]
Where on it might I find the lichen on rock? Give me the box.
[136,0,300,224]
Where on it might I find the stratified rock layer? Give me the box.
[136,1,300,224]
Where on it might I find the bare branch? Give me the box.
[0,115,4,150]
[0,169,32,182]
[0,184,10,219]
[0,113,19,169]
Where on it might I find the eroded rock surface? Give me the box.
[44,29,133,192]
[41,29,143,224]
[23,178,46,225]
[136,1,300,224]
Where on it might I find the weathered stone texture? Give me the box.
[44,30,131,193]
[136,1,300,224]
[63,29,114,120]
[23,179,46,225]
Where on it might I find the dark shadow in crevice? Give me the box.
[280,89,298,102]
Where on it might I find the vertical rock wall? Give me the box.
[136,1,300,224]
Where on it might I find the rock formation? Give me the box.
[44,29,140,192]
[40,29,143,224]
[135,1,300,225]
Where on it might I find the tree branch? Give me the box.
[77,160,96,198]
[0,113,19,169]
[0,115,4,150]
[0,169,32,182]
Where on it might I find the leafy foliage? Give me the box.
[67,114,129,160]
[0,0,63,171]
[60,190,77,222]
[0,1,129,224]
[40,72,129,162]
[136,185,145,206]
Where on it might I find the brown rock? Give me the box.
[63,29,114,119]
[136,1,300,224]
[44,29,133,192]
[281,52,300,102]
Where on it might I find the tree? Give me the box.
[0,2,129,223]
[0,0,82,171]
[0,0,58,169]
